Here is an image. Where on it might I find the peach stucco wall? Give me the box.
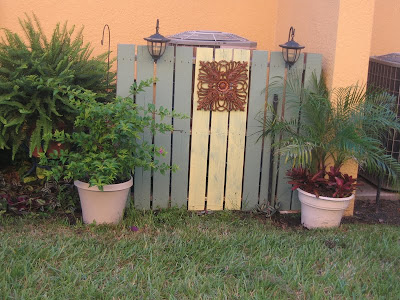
[274,0,376,89]
[274,0,340,88]
[1,0,396,75]
[274,0,398,85]
[330,0,375,88]
[371,0,400,56]
[0,0,278,60]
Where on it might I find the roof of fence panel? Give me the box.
[167,30,257,49]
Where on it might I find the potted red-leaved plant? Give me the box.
[287,166,359,228]
[261,73,400,228]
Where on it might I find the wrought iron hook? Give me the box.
[288,26,295,41]
[101,24,111,91]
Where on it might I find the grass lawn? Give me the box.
[0,209,399,299]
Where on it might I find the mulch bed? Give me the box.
[1,164,399,227]
[342,199,400,225]
[269,199,400,229]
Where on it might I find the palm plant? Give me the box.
[260,72,400,195]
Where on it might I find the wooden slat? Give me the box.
[153,46,174,209]
[242,50,269,211]
[206,48,232,210]
[116,44,135,98]
[263,52,286,209]
[289,53,323,211]
[225,49,251,210]
[275,54,305,211]
[170,47,193,208]
[116,44,135,208]
[304,53,322,84]
[188,47,214,210]
[134,45,154,210]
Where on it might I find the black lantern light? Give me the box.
[279,27,305,69]
[144,19,170,62]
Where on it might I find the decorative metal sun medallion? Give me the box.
[197,60,249,112]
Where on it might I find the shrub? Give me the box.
[40,80,187,190]
[0,13,115,159]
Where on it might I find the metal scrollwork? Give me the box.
[197,60,249,112]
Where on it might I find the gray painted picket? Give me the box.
[170,47,193,208]
[263,51,286,208]
[275,53,305,211]
[290,53,323,210]
[116,44,135,99]
[153,47,174,209]
[242,50,269,210]
[134,45,154,210]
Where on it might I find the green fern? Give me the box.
[0,13,115,158]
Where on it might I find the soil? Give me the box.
[1,164,399,227]
[342,199,400,225]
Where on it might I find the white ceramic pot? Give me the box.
[74,177,133,224]
[297,188,354,229]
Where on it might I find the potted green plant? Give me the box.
[261,73,400,228]
[40,80,184,224]
[0,13,114,159]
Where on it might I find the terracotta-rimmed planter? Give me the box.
[74,177,133,224]
[32,141,68,158]
[30,122,69,158]
[297,188,354,229]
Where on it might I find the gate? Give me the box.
[116,45,322,211]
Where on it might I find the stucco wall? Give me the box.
[274,0,340,88]
[0,0,278,60]
[370,0,400,56]
[274,0,375,88]
[330,0,375,88]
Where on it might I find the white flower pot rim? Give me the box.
[297,188,355,202]
[297,188,352,228]
[74,177,133,192]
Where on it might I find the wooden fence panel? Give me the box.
[263,52,286,208]
[242,50,269,210]
[116,44,135,98]
[288,53,323,211]
[134,45,154,210]
[188,48,213,210]
[170,47,193,208]
[275,53,305,211]
[206,48,231,210]
[225,49,251,210]
[153,46,174,209]
[304,53,323,85]
[116,45,322,212]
